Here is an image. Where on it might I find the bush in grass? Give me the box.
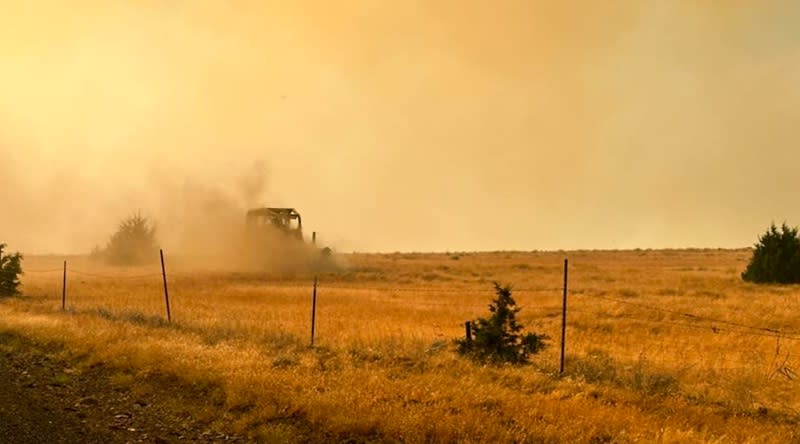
[97,214,158,266]
[0,243,23,296]
[456,282,549,364]
[742,223,800,284]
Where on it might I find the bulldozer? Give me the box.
[245,207,304,241]
[244,207,333,271]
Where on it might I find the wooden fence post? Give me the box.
[465,321,472,343]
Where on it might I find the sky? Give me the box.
[1,1,799,253]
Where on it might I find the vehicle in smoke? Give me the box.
[244,207,335,271]
[245,208,304,241]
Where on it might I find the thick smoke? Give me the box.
[1,1,800,253]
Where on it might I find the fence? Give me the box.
[19,254,800,383]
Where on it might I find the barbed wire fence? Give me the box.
[18,253,800,384]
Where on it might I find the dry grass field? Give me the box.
[3,249,800,443]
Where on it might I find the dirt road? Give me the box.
[0,350,108,444]
[0,332,243,444]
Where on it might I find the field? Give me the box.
[3,249,800,443]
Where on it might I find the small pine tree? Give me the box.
[742,223,800,284]
[102,213,158,265]
[457,282,549,364]
[0,243,23,296]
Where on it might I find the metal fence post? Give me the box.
[310,275,318,346]
[160,249,171,323]
[559,258,569,374]
[61,260,67,311]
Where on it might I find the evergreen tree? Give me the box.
[457,282,549,364]
[102,214,158,265]
[0,243,23,296]
[742,223,800,284]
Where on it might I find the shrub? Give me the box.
[456,282,549,364]
[0,243,23,296]
[742,223,800,284]
[98,214,158,265]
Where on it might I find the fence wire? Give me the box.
[15,259,800,380]
[573,292,800,340]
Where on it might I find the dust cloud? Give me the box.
[2,1,800,254]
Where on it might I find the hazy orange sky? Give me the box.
[1,1,799,253]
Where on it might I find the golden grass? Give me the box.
[3,249,800,442]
